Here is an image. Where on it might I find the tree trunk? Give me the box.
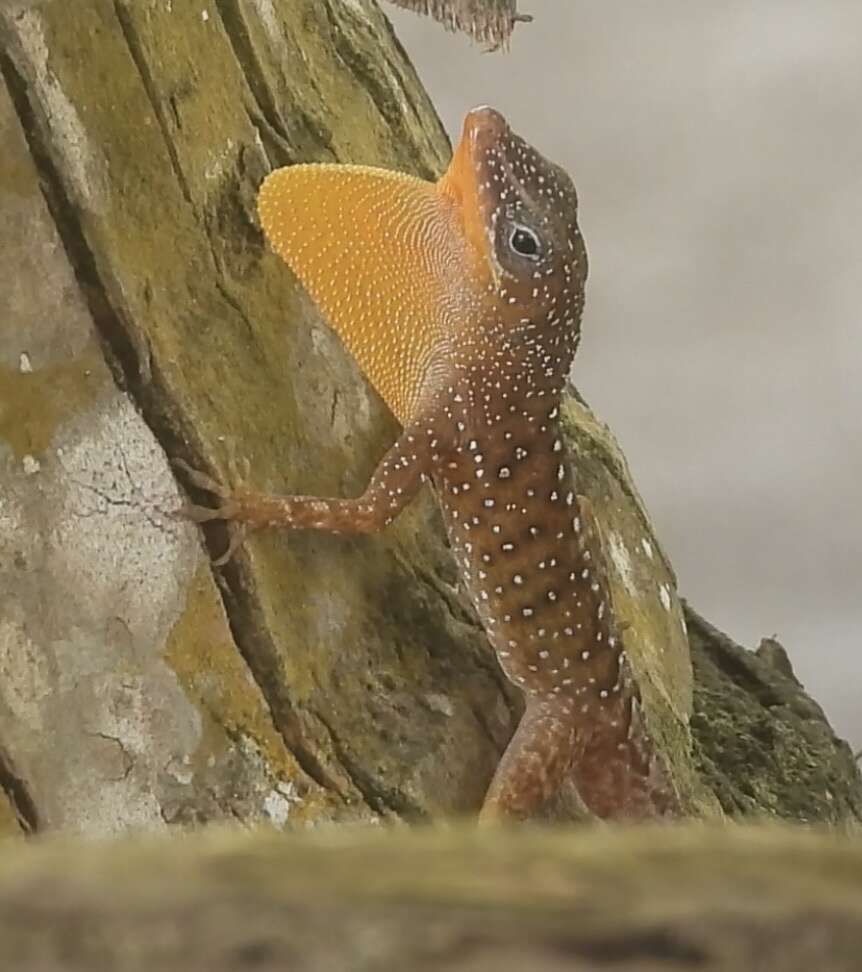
[0,0,859,840]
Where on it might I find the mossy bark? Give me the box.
[0,0,859,841]
[2,824,862,971]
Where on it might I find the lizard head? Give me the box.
[257,107,587,425]
[440,107,588,339]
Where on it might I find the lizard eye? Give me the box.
[509,225,541,260]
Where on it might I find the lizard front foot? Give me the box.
[172,458,253,565]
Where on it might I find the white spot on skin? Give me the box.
[641,538,654,560]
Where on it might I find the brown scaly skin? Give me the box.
[180,108,678,822]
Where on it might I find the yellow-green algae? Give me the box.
[0,343,106,458]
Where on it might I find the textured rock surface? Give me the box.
[0,0,859,837]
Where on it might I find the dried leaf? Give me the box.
[384,0,531,50]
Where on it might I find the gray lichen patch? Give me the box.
[0,79,105,368]
[163,565,343,827]
[4,6,106,209]
[1,388,196,832]
[0,376,340,834]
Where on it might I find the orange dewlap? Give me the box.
[258,164,485,425]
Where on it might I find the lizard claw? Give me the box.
[171,458,232,499]
[176,500,239,524]
[211,522,250,566]
[171,458,253,564]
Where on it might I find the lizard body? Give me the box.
[183,108,674,820]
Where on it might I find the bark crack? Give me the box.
[112,0,194,209]
[0,57,142,394]
[212,0,290,145]
[311,708,422,819]
[88,732,135,782]
[326,0,443,181]
[0,744,40,834]
[409,558,518,714]
[213,0,332,164]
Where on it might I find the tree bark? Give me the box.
[1,824,862,971]
[0,0,859,840]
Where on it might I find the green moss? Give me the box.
[0,343,106,457]
[687,608,862,827]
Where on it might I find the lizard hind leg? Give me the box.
[479,698,583,824]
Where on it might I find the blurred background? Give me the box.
[387,1,861,748]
